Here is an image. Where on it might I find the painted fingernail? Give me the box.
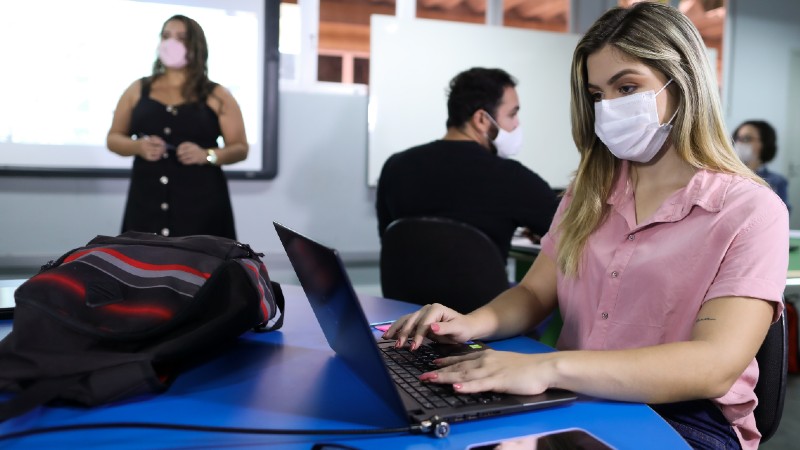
[431,323,440,332]
[453,384,462,390]
[421,372,438,380]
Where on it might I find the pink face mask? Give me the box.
[158,38,187,69]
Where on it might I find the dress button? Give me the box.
[161,202,169,211]
[160,176,169,185]
[611,271,618,278]
[161,228,170,237]
[164,127,171,135]
[628,234,635,240]
[601,312,609,320]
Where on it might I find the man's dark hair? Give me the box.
[733,120,778,163]
[446,68,517,128]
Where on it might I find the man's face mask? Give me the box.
[484,112,523,158]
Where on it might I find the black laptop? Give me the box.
[274,222,576,434]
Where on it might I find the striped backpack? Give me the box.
[0,231,284,421]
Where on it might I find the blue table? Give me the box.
[0,285,688,449]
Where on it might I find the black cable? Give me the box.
[0,422,417,441]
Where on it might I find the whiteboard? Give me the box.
[368,15,582,188]
[0,0,278,179]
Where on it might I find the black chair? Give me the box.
[379,217,510,314]
[753,312,788,443]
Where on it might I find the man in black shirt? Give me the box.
[375,67,558,259]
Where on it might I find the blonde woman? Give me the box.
[384,3,788,449]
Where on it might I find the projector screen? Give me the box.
[0,0,279,179]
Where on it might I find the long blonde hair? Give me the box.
[558,2,764,277]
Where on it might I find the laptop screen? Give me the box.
[274,222,409,424]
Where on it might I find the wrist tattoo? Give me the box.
[695,317,716,323]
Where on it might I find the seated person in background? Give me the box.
[733,120,790,211]
[384,3,787,450]
[375,67,559,259]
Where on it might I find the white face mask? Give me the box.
[485,113,523,158]
[734,142,755,164]
[594,79,676,163]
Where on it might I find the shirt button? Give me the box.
[611,271,619,278]
[160,176,169,185]
[164,127,172,135]
[160,202,169,211]
[161,228,170,237]
[601,312,609,320]
[628,234,635,240]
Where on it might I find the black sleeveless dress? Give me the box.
[121,78,236,239]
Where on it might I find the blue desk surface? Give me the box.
[0,285,688,449]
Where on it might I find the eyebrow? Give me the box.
[586,68,645,89]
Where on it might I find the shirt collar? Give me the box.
[607,160,733,224]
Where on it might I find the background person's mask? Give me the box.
[158,38,188,69]
[485,113,523,158]
[594,79,676,163]
[734,142,755,164]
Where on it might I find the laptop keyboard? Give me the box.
[380,345,505,410]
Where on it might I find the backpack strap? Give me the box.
[0,375,83,422]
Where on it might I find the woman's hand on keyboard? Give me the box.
[382,303,478,351]
[419,349,555,396]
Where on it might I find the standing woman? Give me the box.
[384,3,788,450]
[107,15,247,239]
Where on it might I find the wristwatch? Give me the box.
[206,149,218,166]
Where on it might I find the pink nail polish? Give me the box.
[453,384,462,390]
[431,323,440,332]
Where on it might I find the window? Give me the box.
[504,0,569,32]
[317,0,392,85]
[679,0,725,86]
[279,1,301,81]
[620,0,726,87]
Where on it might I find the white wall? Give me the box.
[368,15,580,189]
[0,90,379,269]
[724,0,800,225]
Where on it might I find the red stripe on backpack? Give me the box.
[66,247,211,279]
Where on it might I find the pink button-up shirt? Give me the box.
[540,161,789,450]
